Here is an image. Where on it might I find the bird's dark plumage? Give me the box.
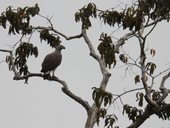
[41,45,65,75]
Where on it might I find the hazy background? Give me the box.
[0,0,170,128]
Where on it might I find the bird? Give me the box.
[41,45,65,77]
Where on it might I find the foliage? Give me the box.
[0,0,170,128]
[0,4,39,35]
[97,33,116,68]
[40,29,61,47]
[156,103,170,120]
[92,87,112,108]
[75,3,97,29]
[0,4,61,76]
[15,42,38,75]
[123,104,143,122]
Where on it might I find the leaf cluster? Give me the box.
[96,108,118,128]
[97,33,116,68]
[145,62,156,75]
[14,42,38,75]
[92,87,112,108]
[75,3,97,29]
[141,0,170,21]
[40,29,61,48]
[99,7,143,31]
[104,114,118,128]
[151,90,162,101]
[0,4,39,35]
[6,55,13,71]
[119,54,128,64]
[156,103,170,120]
[123,104,143,122]
[136,92,144,107]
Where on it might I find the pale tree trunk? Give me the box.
[85,104,98,128]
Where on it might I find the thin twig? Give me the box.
[108,87,144,109]
[144,23,157,38]
[32,26,82,40]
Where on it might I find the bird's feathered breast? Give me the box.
[41,50,62,73]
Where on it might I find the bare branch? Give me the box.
[82,28,111,128]
[113,87,144,102]
[110,87,144,107]
[114,32,134,53]
[0,48,91,113]
[51,27,83,40]
[144,23,157,38]
[32,26,82,40]
[82,28,111,89]
[38,14,54,28]
[137,27,158,107]
[13,73,91,112]
[145,17,164,28]
[114,16,165,54]
[157,72,170,103]
[62,87,91,113]
[153,68,170,78]
[0,49,12,53]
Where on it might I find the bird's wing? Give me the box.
[41,51,62,73]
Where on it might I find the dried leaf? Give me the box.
[150,49,156,57]
[134,75,140,84]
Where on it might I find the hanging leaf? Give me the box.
[119,54,128,63]
[134,75,140,84]
[150,63,156,75]
[150,49,156,57]
[136,92,144,107]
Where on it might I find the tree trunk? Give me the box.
[85,104,98,128]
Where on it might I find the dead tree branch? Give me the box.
[32,26,82,40]
[157,72,170,103]
[0,48,91,114]
[82,28,111,128]
[111,87,144,105]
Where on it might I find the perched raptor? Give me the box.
[41,45,65,76]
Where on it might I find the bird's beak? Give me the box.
[62,46,65,50]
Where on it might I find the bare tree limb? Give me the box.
[0,48,91,114]
[114,32,134,53]
[32,26,82,40]
[137,24,158,107]
[145,17,164,28]
[0,49,12,53]
[14,72,91,112]
[157,72,170,103]
[82,29,111,89]
[111,87,144,106]
[82,28,111,128]
[62,87,91,113]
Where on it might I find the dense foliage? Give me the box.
[0,1,170,128]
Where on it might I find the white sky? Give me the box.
[0,0,170,128]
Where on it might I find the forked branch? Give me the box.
[0,48,91,113]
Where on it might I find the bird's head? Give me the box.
[55,45,65,51]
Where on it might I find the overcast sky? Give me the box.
[0,0,170,128]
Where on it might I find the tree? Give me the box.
[0,0,170,128]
